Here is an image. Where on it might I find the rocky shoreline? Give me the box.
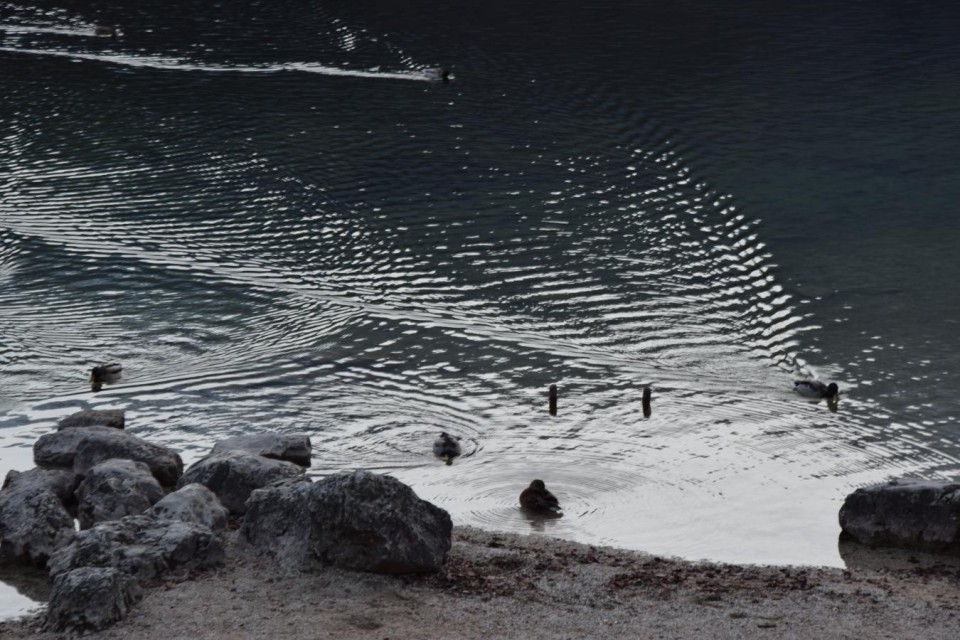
[3,526,960,639]
[3,408,960,638]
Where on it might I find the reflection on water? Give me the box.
[2,0,960,618]
[0,565,48,620]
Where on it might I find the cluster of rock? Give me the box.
[0,409,452,632]
[839,478,960,553]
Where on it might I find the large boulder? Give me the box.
[839,478,960,552]
[2,467,79,508]
[45,567,142,632]
[34,425,119,468]
[35,427,183,488]
[57,409,125,431]
[47,515,224,584]
[178,451,305,515]
[0,468,77,566]
[76,459,165,530]
[242,470,452,574]
[210,432,312,467]
[149,483,229,533]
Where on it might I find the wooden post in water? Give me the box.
[548,384,558,416]
[642,385,652,418]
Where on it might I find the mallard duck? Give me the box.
[424,68,452,83]
[90,362,122,391]
[519,479,561,513]
[433,432,461,465]
[793,380,839,399]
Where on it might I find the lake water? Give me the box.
[2,0,960,620]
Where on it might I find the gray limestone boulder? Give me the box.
[0,468,78,566]
[839,478,960,552]
[211,432,312,467]
[35,427,183,488]
[57,409,125,431]
[242,470,452,574]
[47,514,224,584]
[45,567,142,632]
[76,459,165,530]
[178,451,305,515]
[148,483,229,533]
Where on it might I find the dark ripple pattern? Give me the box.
[1,0,958,581]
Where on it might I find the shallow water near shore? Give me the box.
[2,0,960,619]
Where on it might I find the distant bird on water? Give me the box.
[90,362,122,392]
[424,67,452,83]
[519,479,561,514]
[94,25,117,38]
[793,380,839,400]
[433,432,462,465]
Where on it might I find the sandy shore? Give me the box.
[2,526,960,639]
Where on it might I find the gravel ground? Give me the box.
[3,527,960,639]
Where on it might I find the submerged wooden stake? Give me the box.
[642,385,652,418]
[548,384,558,416]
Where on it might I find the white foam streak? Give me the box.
[0,46,431,81]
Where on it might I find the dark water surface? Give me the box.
[2,0,960,618]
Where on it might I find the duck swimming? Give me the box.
[519,479,561,514]
[424,68,452,83]
[433,432,461,465]
[94,25,117,38]
[90,362,122,391]
[793,380,839,399]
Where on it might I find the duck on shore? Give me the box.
[793,380,839,400]
[519,479,561,514]
[90,362,122,391]
[433,432,462,465]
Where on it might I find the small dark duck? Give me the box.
[793,380,839,400]
[94,25,117,38]
[519,479,561,514]
[90,362,122,391]
[433,432,461,465]
[425,67,452,83]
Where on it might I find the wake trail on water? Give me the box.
[0,45,434,80]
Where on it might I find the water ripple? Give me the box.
[2,0,958,578]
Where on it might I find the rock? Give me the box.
[35,427,183,488]
[0,468,78,566]
[178,451,305,515]
[839,478,960,552]
[47,514,224,584]
[74,435,183,490]
[149,483,229,533]
[34,425,119,469]
[242,470,452,574]
[2,467,79,509]
[211,432,312,467]
[76,459,165,530]
[0,482,76,567]
[239,482,315,570]
[45,567,142,632]
[57,409,125,430]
